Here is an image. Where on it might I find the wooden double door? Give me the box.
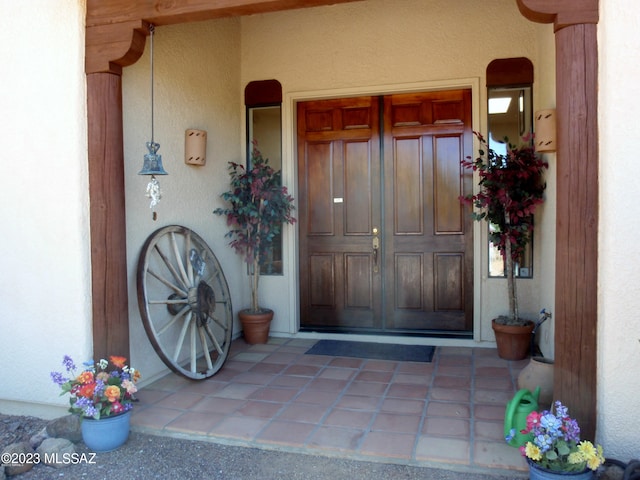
[297,90,473,335]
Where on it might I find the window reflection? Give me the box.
[487,86,533,278]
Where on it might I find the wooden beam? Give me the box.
[87,72,130,363]
[87,0,364,27]
[517,0,599,440]
[86,20,150,74]
[517,0,598,29]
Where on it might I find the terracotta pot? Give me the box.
[518,356,554,408]
[492,319,534,360]
[239,308,274,344]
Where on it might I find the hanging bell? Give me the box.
[139,141,168,175]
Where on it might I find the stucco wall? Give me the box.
[598,0,640,461]
[123,19,245,383]
[0,0,91,417]
[122,20,243,384]
[240,0,556,344]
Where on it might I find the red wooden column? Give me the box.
[87,72,129,362]
[85,21,150,362]
[517,0,599,439]
[554,20,599,440]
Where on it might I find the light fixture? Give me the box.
[185,129,207,166]
[534,109,557,153]
[139,24,167,220]
[489,97,511,115]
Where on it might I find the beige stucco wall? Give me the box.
[122,20,243,385]
[598,0,640,461]
[0,0,91,417]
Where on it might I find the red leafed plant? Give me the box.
[214,141,296,313]
[461,132,548,325]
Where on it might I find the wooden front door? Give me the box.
[297,89,473,335]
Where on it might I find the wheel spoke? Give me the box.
[173,311,192,362]
[153,244,190,291]
[148,298,187,306]
[170,232,191,289]
[198,326,214,370]
[157,305,190,336]
[204,323,224,356]
[186,231,193,285]
[147,268,188,297]
[190,317,197,372]
[209,314,229,331]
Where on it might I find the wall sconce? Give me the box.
[185,129,207,166]
[534,109,556,153]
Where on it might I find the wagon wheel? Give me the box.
[137,225,233,380]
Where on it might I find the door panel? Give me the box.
[384,91,473,332]
[298,90,473,334]
[298,97,381,329]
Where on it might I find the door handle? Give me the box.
[372,228,380,273]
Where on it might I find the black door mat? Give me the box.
[305,340,435,363]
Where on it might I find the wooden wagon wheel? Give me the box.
[137,225,233,380]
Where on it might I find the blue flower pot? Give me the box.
[528,460,594,480]
[81,411,131,452]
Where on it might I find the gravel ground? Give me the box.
[1,414,525,480]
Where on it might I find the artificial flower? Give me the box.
[519,401,604,472]
[51,355,141,419]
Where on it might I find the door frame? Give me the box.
[282,77,482,343]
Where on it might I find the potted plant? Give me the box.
[50,355,141,452]
[510,400,605,479]
[213,142,296,344]
[461,132,548,360]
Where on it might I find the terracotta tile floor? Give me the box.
[131,337,530,476]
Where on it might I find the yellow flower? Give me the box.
[577,441,604,470]
[525,442,542,461]
[587,455,602,470]
[568,452,584,464]
[577,441,596,458]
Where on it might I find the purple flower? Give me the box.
[94,379,105,396]
[554,401,568,419]
[563,417,581,442]
[50,371,67,386]
[62,355,76,373]
[83,405,98,418]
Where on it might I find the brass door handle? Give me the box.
[372,228,380,273]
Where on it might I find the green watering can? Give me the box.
[504,387,540,448]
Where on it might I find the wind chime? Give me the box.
[139,24,167,220]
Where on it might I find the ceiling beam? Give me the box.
[517,0,598,29]
[86,0,363,74]
[87,0,363,28]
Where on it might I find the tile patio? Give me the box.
[131,337,530,477]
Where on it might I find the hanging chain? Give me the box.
[149,24,155,145]
[147,23,159,221]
